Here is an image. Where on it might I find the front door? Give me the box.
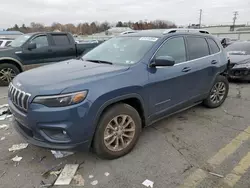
[147,36,197,121]
[19,35,52,69]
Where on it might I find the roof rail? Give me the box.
[120,31,137,35]
[163,28,210,34]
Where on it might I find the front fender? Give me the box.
[86,88,147,142]
[94,93,146,124]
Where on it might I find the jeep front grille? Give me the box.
[9,83,31,110]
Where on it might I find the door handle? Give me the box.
[182,67,191,72]
[211,60,218,64]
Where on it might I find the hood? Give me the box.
[0,46,19,57]
[228,55,250,64]
[13,59,129,95]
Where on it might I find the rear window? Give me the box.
[207,38,220,54]
[52,35,70,45]
[5,41,12,46]
[186,37,210,60]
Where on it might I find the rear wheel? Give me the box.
[93,103,142,159]
[0,63,20,86]
[203,75,229,108]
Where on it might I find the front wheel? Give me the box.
[0,63,20,86]
[93,103,142,159]
[203,75,229,108]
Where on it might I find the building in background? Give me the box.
[0,31,23,39]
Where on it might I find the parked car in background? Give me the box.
[0,32,101,86]
[9,29,229,159]
[220,37,236,48]
[0,38,13,48]
[226,41,250,81]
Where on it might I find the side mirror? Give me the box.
[28,43,36,50]
[150,56,175,67]
[221,38,228,48]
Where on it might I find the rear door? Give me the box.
[49,33,76,62]
[185,36,218,97]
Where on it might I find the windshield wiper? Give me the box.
[84,59,113,65]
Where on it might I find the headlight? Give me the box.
[33,91,88,107]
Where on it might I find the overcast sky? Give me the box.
[0,0,250,28]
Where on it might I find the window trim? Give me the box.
[150,36,222,68]
[51,34,71,46]
[29,35,49,48]
[150,36,188,65]
[185,36,211,61]
[206,38,221,55]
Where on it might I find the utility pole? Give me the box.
[232,11,238,31]
[199,9,202,28]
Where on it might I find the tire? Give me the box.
[0,63,20,86]
[203,75,229,108]
[93,103,142,159]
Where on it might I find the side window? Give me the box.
[186,37,209,60]
[207,38,220,54]
[52,35,70,45]
[30,36,48,48]
[0,41,3,46]
[155,37,186,64]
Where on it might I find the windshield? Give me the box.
[9,34,32,47]
[226,42,250,55]
[82,36,158,65]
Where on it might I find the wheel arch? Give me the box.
[0,57,24,72]
[95,93,147,127]
[90,93,147,147]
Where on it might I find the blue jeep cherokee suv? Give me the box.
[8,29,229,159]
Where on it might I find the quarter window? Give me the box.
[52,35,70,45]
[155,37,186,64]
[186,37,209,60]
[30,36,48,48]
[207,38,220,54]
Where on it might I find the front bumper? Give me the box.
[228,67,250,81]
[8,98,95,152]
[12,119,89,150]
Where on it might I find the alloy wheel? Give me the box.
[104,115,136,152]
[210,82,226,104]
[0,68,16,83]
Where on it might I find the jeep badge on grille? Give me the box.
[16,82,21,87]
